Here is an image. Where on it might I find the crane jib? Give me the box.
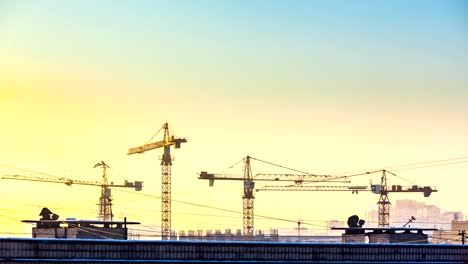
[127,138,187,155]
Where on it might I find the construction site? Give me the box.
[2,0,466,261]
[1,123,445,240]
[0,122,467,263]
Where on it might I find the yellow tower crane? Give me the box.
[127,122,187,240]
[256,169,437,227]
[199,155,351,238]
[94,161,112,221]
[2,161,143,221]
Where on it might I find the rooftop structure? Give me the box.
[22,208,139,240]
[332,215,437,244]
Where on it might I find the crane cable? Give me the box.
[0,163,68,179]
[145,125,164,145]
[250,156,312,175]
[384,169,416,186]
[330,156,468,176]
[392,159,468,172]
[112,188,330,229]
[211,155,468,190]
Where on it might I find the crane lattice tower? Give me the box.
[127,122,187,240]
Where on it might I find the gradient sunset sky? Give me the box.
[1,0,467,237]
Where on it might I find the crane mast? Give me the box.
[161,128,173,240]
[127,122,187,240]
[243,156,254,237]
[94,161,112,221]
[199,156,350,237]
[2,162,143,221]
[256,170,437,228]
[378,170,391,227]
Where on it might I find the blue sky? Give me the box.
[3,1,466,90]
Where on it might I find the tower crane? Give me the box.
[199,155,351,237]
[2,161,143,221]
[255,169,437,227]
[94,161,112,221]
[127,122,187,240]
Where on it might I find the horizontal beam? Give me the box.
[127,140,166,155]
[199,171,350,183]
[256,185,369,192]
[2,175,143,191]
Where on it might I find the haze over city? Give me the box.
[1,0,467,238]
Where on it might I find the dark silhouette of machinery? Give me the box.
[344,215,366,234]
[24,208,140,239]
[37,207,60,228]
[347,215,366,228]
[333,214,437,243]
[39,207,59,221]
[403,216,416,227]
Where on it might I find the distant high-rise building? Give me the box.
[367,199,463,230]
